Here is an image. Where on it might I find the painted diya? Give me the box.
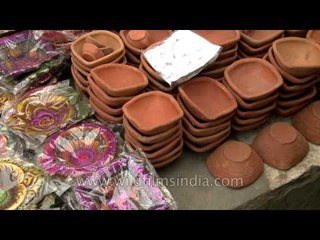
[40,122,118,178]
[74,154,177,210]
[0,159,47,210]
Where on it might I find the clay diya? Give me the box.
[237,49,266,59]
[81,42,104,62]
[238,40,272,55]
[307,30,320,45]
[178,76,237,121]
[122,91,183,135]
[90,98,123,124]
[292,101,320,144]
[233,112,270,126]
[183,126,231,145]
[232,117,269,132]
[147,139,183,163]
[285,30,308,38]
[225,58,283,101]
[216,44,239,61]
[40,122,117,177]
[240,30,284,47]
[91,63,148,97]
[275,101,311,117]
[251,122,309,170]
[272,37,320,77]
[206,53,237,69]
[280,76,320,93]
[236,101,276,118]
[277,86,317,108]
[192,30,240,50]
[207,140,264,188]
[72,65,89,87]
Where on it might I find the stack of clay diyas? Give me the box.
[223,58,283,132]
[177,76,237,152]
[119,30,172,67]
[238,30,284,59]
[122,91,183,168]
[285,30,308,38]
[195,30,240,81]
[71,30,126,94]
[88,63,148,124]
[265,37,320,116]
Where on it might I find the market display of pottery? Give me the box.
[224,58,283,131]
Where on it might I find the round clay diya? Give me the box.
[292,101,320,145]
[240,30,284,47]
[207,140,264,188]
[224,58,283,101]
[122,91,183,135]
[153,148,182,169]
[277,86,317,108]
[147,138,183,163]
[178,76,237,121]
[272,37,320,77]
[91,63,148,97]
[307,30,320,45]
[40,122,118,177]
[251,122,309,170]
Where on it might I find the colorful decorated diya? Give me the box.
[0,158,48,210]
[40,122,118,178]
[74,153,177,210]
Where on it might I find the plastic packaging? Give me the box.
[2,80,93,148]
[0,87,14,115]
[0,124,25,157]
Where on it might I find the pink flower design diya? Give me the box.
[40,122,118,177]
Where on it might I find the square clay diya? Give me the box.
[240,30,284,48]
[224,58,283,101]
[122,91,183,135]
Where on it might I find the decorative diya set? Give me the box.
[88,63,148,124]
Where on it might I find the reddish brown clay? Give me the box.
[123,91,183,135]
[200,65,227,79]
[91,63,148,97]
[233,113,270,127]
[140,54,165,82]
[237,101,276,119]
[279,88,308,99]
[206,140,264,188]
[71,66,88,92]
[81,42,104,62]
[307,30,320,44]
[241,30,284,48]
[205,53,237,69]
[277,86,317,108]
[148,139,183,163]
[285,30,307,38]
[232,117,269,132]
[272,37,320,77]
[275,101,311,117]
[192,30,240,50]
[71,59,90,77]
[292,101,320,144]
[178,76,237,121]
[71,65,89,87]
[238,40,272,55]
[217,44,239,61]
[85,35,106,48]
[251,122,309,170]
[225,58,283,101]
[153,149,182,169]
[90,98,123,123]
[125,49,141,64]
[280,76,319,93]
[237,49,266,59]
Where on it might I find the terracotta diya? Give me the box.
[240,30,284,47]
[206,140,264,188]
[251,122,309,170]
[307,30,320,45]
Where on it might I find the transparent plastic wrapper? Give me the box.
[0,157,58,210]
[2,80,93,148]
[0,87,14,115]
[72,150,177,210]
[0,30,60,80]
[143,30,222,87]
[0,124,25,157]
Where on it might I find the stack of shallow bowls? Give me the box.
[194,30,240,81]
[119,30,172,67]
[122,91,184,168]
[266,37,320,116]
[238,30,284,59]
[88,63,148,124]
[224,58,283,132]
[285,30,308,38]
[177,76,237,152]
[71,30,126,94]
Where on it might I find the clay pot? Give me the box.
[88,75,133,108]
[232,117,269,132]
[119,30,172,55]
[277,86,317,108]
[233,112,270,126]
[237,101,276,118]
[280,76,319,93]
[251,122,309,170]
[123,116,181,144]
[90,98,123,124]
[292,101,320,144]
[192,30,240,50]
[272,37,320,77]
[178,76,237,121]
[207,140,264,188]
[240,30,284,48]
[307,30,320,44]
[225,58,283,101]
[216,44,239,61]
[91,63,148,97]
[184,132,230,153]
[275,101,311,117]
[71,30,124,68]
[122,91,183,135]
[81,42,104,62]
[267,47,319,85]
[285,30,308,38]
[182,117,231,138]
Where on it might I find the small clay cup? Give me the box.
[206,140,264,188]
[126,30,151,49]
[292,101,320,145]
[251,122,309,170]
[82,42,104,62]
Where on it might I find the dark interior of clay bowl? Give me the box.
[242,30,282,41]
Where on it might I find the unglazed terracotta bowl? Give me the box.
[275,101,311,117]
[125,48,141,64]
[152,149,182,169]
[232,117,269,132]
[307,30,320,45]
[225,58,283,101]
[237,49,266,59]
[292,101,320,144]
[216,44,239,61]
[71,66,88,93]
[91,63,148,97]
[279,88,308,99]
[148,139,183,163]
[71,59,90,77]
[192,30,240,50]
[272,37,320,77]
[277,86,317,108]
[140,54,165,82]
[206,140,264,188]
[285,30,307,38]
[71,64,89,87]
[205,53,237,69]
[81,42,104,62]
[240,30,284,48]
[90,98,123,124]
[178,76,237,121]
[238,40,272,55]
[236,101,276,119]
[280,76,320,93]
[122,91,183,135]
[233,112,270,126]
[251,122,309,170]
